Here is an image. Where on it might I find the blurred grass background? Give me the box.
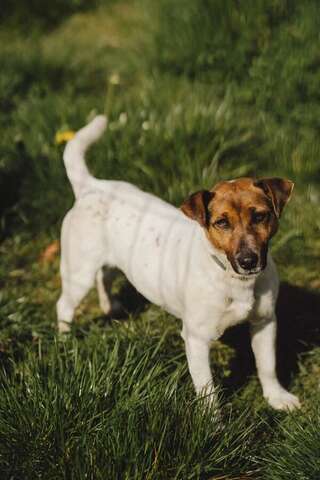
[1,0,320,478]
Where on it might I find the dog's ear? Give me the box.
[254,178,294,218]
[180,190,214,227]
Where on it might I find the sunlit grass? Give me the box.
[1,1,320,478]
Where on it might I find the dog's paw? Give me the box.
[57,320,71,334]
[99,297,111,315]
[265,388,301,411]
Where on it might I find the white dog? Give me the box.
[57,115,300,411]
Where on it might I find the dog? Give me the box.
[57,115,300,411]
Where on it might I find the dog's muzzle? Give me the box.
[232,247,266,276]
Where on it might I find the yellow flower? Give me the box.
[55,130,75,145]
[109,73,120,85]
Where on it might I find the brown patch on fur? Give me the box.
[254,177,294,217]
[180,190,214,227]
[181,177,294,273]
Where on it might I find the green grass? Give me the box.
[0,324,259,479]
[1,0,320,478]
[262,404,320,480]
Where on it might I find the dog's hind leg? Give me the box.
[57,264,98,333]
[57,208,106,333]
[96,267,121,316]
[96,268,111,315]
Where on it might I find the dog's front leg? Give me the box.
[184,333,214,398]
[250,314,301,410]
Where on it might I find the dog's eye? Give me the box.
[214,218,230,229]
[252,211,269,224]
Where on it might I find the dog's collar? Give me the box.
[230,273,257,282]
[210,254,227,271]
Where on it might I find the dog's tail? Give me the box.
[63,115,107,198]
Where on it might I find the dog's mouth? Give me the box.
[232,265,264,276]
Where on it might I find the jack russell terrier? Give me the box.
[57,115,300,411]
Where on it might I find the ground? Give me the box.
[1,1,320,478]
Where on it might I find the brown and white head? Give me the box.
[181,177,294,276]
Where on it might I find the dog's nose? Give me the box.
[237,251,258,271]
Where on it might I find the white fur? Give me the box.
[57,116,300,411]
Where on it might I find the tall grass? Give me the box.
[0,320,259,479]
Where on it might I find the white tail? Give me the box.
[63,115,107,198]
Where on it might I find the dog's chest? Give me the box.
[218,286,256,331]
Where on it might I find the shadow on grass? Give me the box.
[91,277,320,394]
[91,269,149,328]
[222,281,320,393]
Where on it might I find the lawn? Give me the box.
[1,1,320,478]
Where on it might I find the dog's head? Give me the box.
[181,177,294,276]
